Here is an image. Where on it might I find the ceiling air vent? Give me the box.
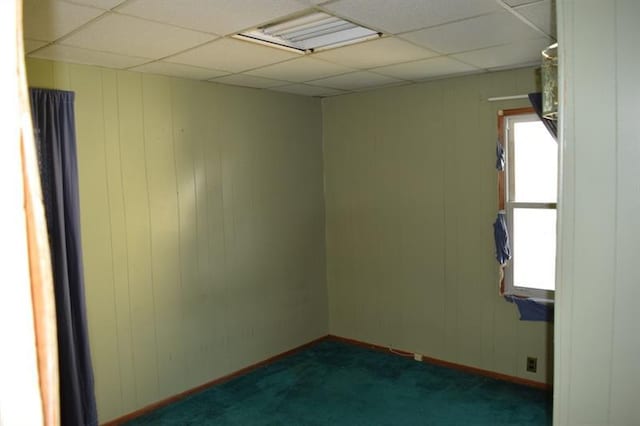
[234,11,381,53]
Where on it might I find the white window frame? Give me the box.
[504,112,557,301]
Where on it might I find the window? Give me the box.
[501,110,558,300]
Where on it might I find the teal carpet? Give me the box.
[125,340,551,425]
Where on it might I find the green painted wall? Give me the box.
[322,68,551,385]
[26,57,554,421]
[26,58,329,423]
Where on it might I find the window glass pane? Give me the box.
[513,121,557,202]
[512,208,556,291]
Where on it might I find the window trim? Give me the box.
[498,108,556,301]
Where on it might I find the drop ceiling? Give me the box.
[23,0,556,97]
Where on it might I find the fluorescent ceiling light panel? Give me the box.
[236,11,381,52]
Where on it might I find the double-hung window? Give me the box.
[502,110,558,300]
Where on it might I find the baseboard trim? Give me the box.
[327,334,551,391]
[103,332,550,424]
[101,335,329,425]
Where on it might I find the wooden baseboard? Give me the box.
[328,334,551,391]
[103,332,550,424]
[101,335,329,425]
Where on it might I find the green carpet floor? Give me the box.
[125,340,552,425]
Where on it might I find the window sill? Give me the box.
[527,297,554,306]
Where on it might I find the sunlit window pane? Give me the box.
[512,208,556,291]
[513,121,557,202]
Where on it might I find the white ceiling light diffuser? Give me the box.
[235,11,381,53]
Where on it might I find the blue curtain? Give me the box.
[30,88,98,426]
[495,139,505,171]
[493,212,511,265]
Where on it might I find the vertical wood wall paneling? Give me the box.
[101,68,137,416]
[553,0,575,418]
[116,70,161,408]
[198,83,227,382]
[322,68,551,384]
[70,64,122,420]
[170,78,205,390]
[193,85,214,373]
[225,89,259,371]
[322,98,353,339]
[412,84,446,360]
[141,74,187,400]
[555,0,640,424]
[569,2,617,423]
[25,59,328,422]
[610,1,640,423]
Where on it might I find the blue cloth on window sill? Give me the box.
[504,295,554,322]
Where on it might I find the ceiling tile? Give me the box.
[400,11,543,54]
[210,74,288,89]
[117,0,308,35]
[323,0,501,34]
[67,0,126,9]
[167,38,299,73]
[247,57,353,83]
[295,0,329,5]
[452,37,551,70]
[131,61,229,80]
[516,0,556,38]
[271,84,346,97]
[22,0,556,89]
[60,13,215,58]
[311,37,438,69]
[373,57,479,81]
[24,39,49,53]
[503,0,544,6]
[29,44,149,68]
[309,71,404,91]
[23,0,104,41]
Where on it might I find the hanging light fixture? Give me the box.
[541,42,558,120]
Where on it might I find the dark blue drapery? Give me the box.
[493,212,511,265]
[495,139,505,171]
[30,88,98,426]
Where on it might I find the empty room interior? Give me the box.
[6,0,639,425]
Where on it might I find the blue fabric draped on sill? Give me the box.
[504,295,554,322]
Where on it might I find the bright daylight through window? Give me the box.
[505,113,558,300]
